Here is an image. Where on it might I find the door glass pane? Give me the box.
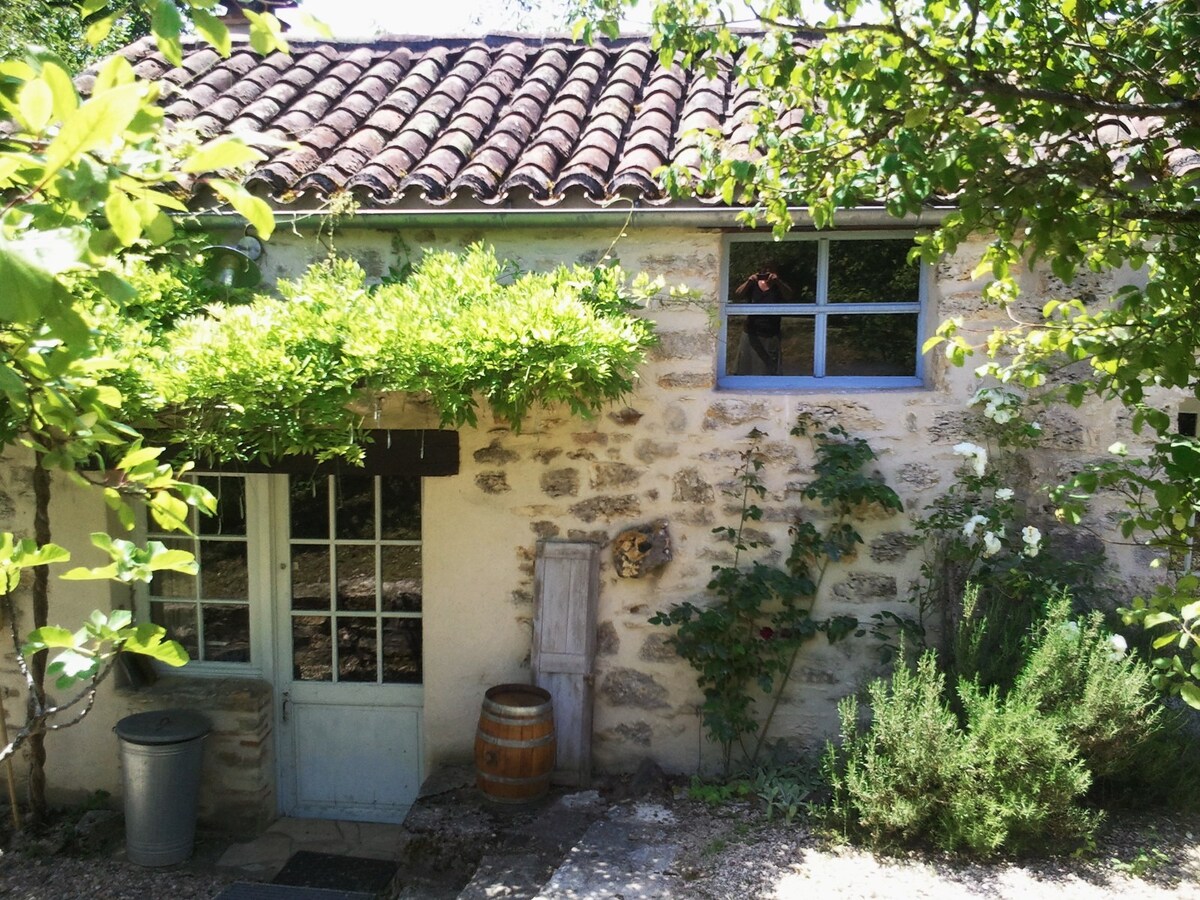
[335,472,375,540]
[380,477,421,540]
[826,313,919,376]
[291,546,331,610]
[381,546,421,612]
[199,541,249,600]
[151,601,199,658]
[336,545,376,612]
[150,538,194,598]
[382,618,422,683]
[728,240,817,304]
[289,476,329,540]
[726,315,816,377]
[828,240,919,303]
[198,475,246,536]
[293,616,332,681]
[337,617,377,682]
[203,604,250,662]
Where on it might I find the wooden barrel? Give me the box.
[475,684,556,803]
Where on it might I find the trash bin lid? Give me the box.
[115,709,210,745]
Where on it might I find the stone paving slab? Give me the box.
[533,803,680,900]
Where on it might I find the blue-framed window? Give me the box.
[719,232,929,389]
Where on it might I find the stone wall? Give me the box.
[0,218,1171,825]
[118,677,275,836]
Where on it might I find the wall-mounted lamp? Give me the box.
[200,235,264,291]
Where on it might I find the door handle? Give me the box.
[281,691,290,724]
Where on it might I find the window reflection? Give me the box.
[338,617,378,682]
[382,618,422,683]
[827,241,919,304]
[292,616,332,681]
[826,314,918,376]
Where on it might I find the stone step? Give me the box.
[532,803,681,900]
[455,852,556,900]
[215,884,377,900]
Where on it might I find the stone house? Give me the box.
[0,31,1159,833]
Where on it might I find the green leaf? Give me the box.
[60,563,119,580]
[26,625,77,650]
[43,83,146,182]
[1180,682,1200,710]
[47,649,99,688]
[181,137,266,174]
[152,0,185,67]
[122,624,188,666]
[84,13,116,45]
[105,188,141,246]
[190,8,232,57]
[118,445,164,470]
[146,549,198,573]
[208,178,275,239]
[1143,611,1179,629]
[18,78,53,131]
[0,245,68,325]
[40,60,78,121]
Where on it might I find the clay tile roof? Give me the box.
[125,32,804,208]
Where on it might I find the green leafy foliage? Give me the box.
[0,0,290,804]
[651,419,900,773]
[135,247,658,463]
[825,595,1174,856]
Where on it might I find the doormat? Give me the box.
[271,851,398,895]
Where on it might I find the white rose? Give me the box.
[982,531,1003,557]
[995,488,1014,501]
[1107,634,1128,661]
[963,514,988,538]
[1021,525,1042,557]
[953,442,988,478]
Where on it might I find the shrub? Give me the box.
[826,591,1170,856]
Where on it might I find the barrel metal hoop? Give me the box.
[480,711,555,728]
[481,701,553,720]
[475,728,555,749]
[477,771,552,785]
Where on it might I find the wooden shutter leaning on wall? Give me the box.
[532,540,600,788]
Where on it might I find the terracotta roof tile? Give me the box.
[129,33,790,207]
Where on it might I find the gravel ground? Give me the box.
[0,800,1197,898]
[666,802,1200,900]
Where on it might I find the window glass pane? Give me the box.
[203,604,250,662]
[726,315,815,377]
[728,241,817,304]
[336,545,376,612]
[380,477,421,540]
[151,601,198,659]
[149,538,194,598]
[198,541,249,600]
[338,617,377,682]
[197,475,246,536]
[293,615,332,681]
[382,618,422,684]
[381,547,421,612]
[289,476,329,540]
[335,472,375,540]
[828,240,919,304]
[826,313,919,376]
[291,546,331,611]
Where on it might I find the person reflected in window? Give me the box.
[734,262,793,375]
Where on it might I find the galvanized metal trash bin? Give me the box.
[115,709,210,866]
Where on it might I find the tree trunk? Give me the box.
[26,455,50,823]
